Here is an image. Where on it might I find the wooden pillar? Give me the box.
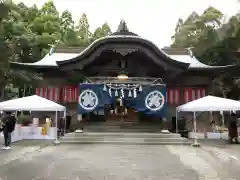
[179,86,185,104]
[59,86,64,104]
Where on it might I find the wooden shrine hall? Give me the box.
[11,21,235,120]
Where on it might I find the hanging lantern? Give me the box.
[77,114,82,121]
[108,88,112,97]
[110,110,114,114]
[119,98,123,106]
[128,90,132,97]
[121,88,124,98]
[125,108,128,115]
[139,85,142,91]
[133,88,137,98]
[115,89,118,96]
[103,84,107,91]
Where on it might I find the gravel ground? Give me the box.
[0,143,239,180]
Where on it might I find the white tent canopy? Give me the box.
[177,95,240,112]
[0,95,65,111]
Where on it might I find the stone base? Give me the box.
[191,143,201,147]
[161,130,170,134]
[53,140,61,145]
[75,129,83,133]
[191,139,201,147]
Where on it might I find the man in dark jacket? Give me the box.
[0,112,16,149]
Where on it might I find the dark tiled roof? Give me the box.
[54,45,189,55]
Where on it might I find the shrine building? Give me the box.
[11,22,235,124]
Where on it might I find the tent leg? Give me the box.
[53,111,60,145]
[176,111,178,133]
[64,111,66,135]
[221,111,225,127]
[191,112,200,147]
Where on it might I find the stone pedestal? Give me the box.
[161,129,170,133]
[75,129,83,133]
[161,118,169,133]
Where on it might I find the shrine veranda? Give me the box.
[11,22,235,127]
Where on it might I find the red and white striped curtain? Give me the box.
[166,88,180,105]
[166,88,206,105]
[36,86,78,103]
[36,86,206,105]
[62,86,78,103]
[183,88,206,103]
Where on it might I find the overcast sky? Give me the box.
[13,0,239,48]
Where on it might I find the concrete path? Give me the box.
[0,140,52,167]
[0,141,239,180]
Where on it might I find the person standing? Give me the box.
[0,112,16,150]
[228,112,239,144]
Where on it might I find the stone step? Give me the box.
[84,125,163,131]
[60,132,190,145]
[63,132,182,138]
[83,129,162,133]
[84,125,161,129]
[60,137,188,143]
[59,140,191,145]
[85,122,162,126]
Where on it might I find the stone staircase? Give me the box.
[83,121,163,133]
[60,121,190,145]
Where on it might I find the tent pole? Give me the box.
[64,111,66,135]
[192,111,200,147]
[220,111,225,127]
[53,111,60,145]
[176,111,178,133]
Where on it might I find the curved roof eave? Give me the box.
[10,62,59,69]
[10,53,80,69]
[168,54,236,69]
[55,35,190,69]
[10,51,235,71]
[187,64,236,70]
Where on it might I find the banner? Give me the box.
[124,85,166,116]
[78,84,112,114]
[78,84,166,116]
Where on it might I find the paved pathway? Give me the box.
[0,142,240,179]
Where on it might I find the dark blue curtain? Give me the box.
[77,84,112,114]
[124,85,166,116]
[78,84,166,116]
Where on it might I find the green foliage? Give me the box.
[171,6,240,99]
[0,0,112,100]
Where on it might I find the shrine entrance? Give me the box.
[105,97,139,122]
[78,79,167,124]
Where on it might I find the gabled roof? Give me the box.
[11,43,234,70]
[11,35,191,70]
[10,21,235,71]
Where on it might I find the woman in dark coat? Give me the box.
[228,112,239,144]
[0,112,16,149]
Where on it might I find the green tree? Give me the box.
[76,13,91,46]
[92,22,112,41]
[171,7,240,99]
[0,1,41,100]
[60,10,79,46]
[29,1,61,55]
[172,7,224,58]
[0,1,115,100]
